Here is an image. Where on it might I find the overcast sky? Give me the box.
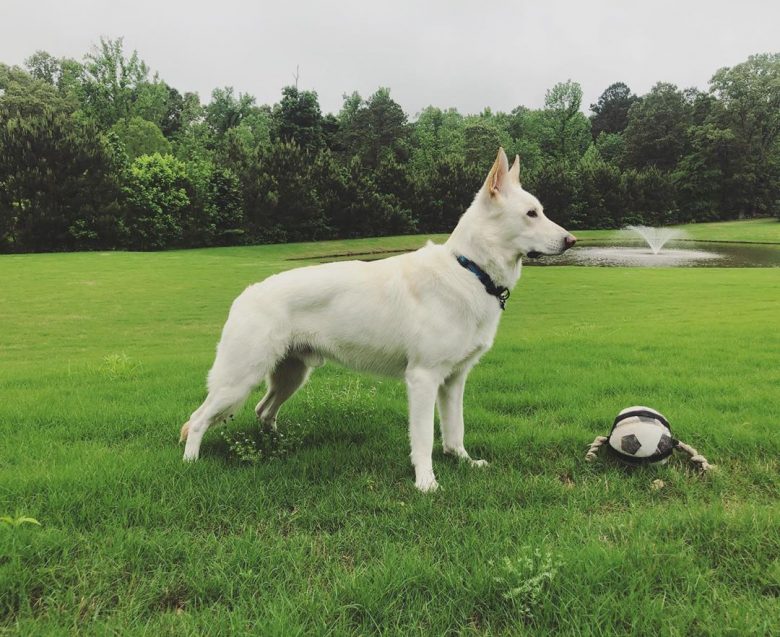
[2,1,778,117]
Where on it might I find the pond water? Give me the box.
[527,241,780,268]
[309,240,780,268]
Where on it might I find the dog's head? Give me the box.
[480,148,576,257]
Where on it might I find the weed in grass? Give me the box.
[0,515,40,528]
[491,547,562,622]
[221,423,304,464]
[99,353,142,380]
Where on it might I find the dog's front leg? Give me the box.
[405,367,443,492]
[438,370,488,467]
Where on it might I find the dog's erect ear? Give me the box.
[509,155,521,184]
[484,147,510,197]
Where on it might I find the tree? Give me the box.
[590,82,638,138]
[594,131,625,165]
[542,80,591,163]
[182,160,244,245]
[133,81,191,138]
[336,88,410,168]
[577,146,625,228]
[272,86,324,153]
[623,82,691,170]
[463,120,502,173]
[622,167,678,225]
[80,37,150,128]
[674,123,736,220]
[204,87,255,136]
[317,153,415,238]
[709,53,780,216]
[110,116,171,159]
[0,66,122,251]
[528,163,579,229]
[238,141,330,243]
[122,153,191,249]
[24,51,83,99]
[409,106,464,174]
[413,155,481,232]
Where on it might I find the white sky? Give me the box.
[1,0,778,117]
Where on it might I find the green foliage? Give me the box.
[99,353,142,380]
[80,37,150,128]
[674,123,737,220]
[0,68,122,251]
[0,515,41,528]
[709,53,780,217]
[205,87,256,136]
[1,43,779,253]
[623,82,691,170]
[122,153,191,249]
[414,155,481,232]
[221,423,304,464]
[589,81,638,138]
[409,106,465,174]
[336,88,410,168]
[542,80,591,163]
[110,116,171,159]
[463,119,503,173]
[272,86,325,153]
[576,146,625,228]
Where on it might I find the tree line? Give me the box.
[0,39,778,253]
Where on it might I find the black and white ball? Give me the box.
[607,406,676,465]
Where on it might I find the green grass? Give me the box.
[1,221,779,635]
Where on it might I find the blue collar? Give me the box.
[456,255,510,310]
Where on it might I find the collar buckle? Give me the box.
[456,255,510,311]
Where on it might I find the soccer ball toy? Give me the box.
[585,406,712,471]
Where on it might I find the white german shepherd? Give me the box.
[181,148,576,491]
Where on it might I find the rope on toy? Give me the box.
[674,440,714,472]
[585,435,608,462]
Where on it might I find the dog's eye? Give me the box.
[527,210,538,218]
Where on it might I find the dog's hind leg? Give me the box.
[255,355,313,430]
[182,383,254,461]
[182,313,290,460]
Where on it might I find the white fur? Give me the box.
[181,148,575,492]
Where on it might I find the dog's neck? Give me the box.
[445,201,522,291]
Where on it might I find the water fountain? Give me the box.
[537,224,723,267]
[624,225,682,255]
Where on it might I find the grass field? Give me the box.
[1,221,779,635]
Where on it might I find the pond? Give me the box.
[306,240,780,268]
[527,240,780,268]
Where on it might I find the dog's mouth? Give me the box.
[526,251,543,259]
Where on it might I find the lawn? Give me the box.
[1,221,779,635]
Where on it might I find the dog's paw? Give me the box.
[182,451,199,462]
[443,445,469,459]
[415,473,439,493]
[444,446,487,468]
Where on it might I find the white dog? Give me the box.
[180,148,576,491]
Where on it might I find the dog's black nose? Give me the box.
[564,235,577,250]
